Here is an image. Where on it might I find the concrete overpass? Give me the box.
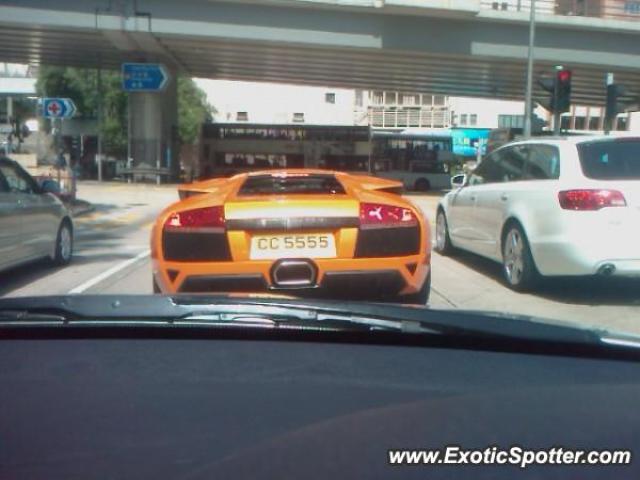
[1,0,639,172]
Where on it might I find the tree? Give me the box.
[178,77,215,144]
[36,66,214,157]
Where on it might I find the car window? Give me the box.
[577,139,640,180]
[524,144,560,180]
[238,174,345,195]
[0,162,37,194]
[495,145,527,182]
[468,146,526,185]
[468,153,500,185]
[0,169,9,192]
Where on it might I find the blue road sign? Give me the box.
[42,98,77,119]
[122,63,169,92]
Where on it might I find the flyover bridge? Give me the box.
[1,0,638,173]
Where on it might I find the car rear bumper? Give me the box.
[152,257,430,299]
[532,241,640,277]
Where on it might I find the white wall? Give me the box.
[194,79,356,125]
[448,97,527,128]
[628,112,640,132]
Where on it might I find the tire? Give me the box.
[501,223,539,292]
[152,276,161,294]
[52,220,73,266]
[435,209,456,256]
[398,272,431,305]
[414,178,431,192]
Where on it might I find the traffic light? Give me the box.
[603,73,639,133]
[555,69,572,113]
[537,68,572,114]
[605,83,627,133]
[70,136,81,161]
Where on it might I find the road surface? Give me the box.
[2,182,639,335]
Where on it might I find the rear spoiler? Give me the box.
[177,177,227,200]
[178,172,405,199]
[345,174,404,195]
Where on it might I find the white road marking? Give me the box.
[68,250,150,294]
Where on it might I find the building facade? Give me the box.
[194,79,636,139]
[362,91,451,129]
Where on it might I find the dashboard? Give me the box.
[1,334,638,479]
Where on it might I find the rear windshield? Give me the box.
[238,174,346,195]
[578,139,640,180]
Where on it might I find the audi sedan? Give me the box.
[435,136,640,291]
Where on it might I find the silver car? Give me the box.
[436,136,640,291]
[0,157,73,273]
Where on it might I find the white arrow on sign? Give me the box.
[61,98,77,117]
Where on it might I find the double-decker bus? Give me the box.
[196,123,454,191]
[197,123,371,179]
[370,130,453,191]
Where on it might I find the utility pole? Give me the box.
[97,67,103,182]
[127,93,132,182]
[523,0,536,138]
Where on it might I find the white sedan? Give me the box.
[436,136,640,291]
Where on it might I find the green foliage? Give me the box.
[36,66,214,157]
[178,77,215,145]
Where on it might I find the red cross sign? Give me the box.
[47,101,62,117]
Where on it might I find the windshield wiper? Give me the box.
[0,305,439,335]
[0,295,638,353]
[0,310,68,325]
[176,309,438,334]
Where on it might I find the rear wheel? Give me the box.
[52,221,73,266]
[502,223,539,292]
[397,272,431,305]
[435,209,456,256]
[414,178,431,192]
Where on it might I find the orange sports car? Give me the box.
[151,169,431,304]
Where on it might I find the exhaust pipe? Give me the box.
[597,264,616,276]
[271,259,318,288]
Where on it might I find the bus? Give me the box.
[370,130,453,191]
[197,123,371,179]
[196,123,454,191]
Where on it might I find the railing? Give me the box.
[369,108,450,129]
[480,0,640,21]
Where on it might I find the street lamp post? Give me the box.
[523,0,536,138]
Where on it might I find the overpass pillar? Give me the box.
[128,68,178,182]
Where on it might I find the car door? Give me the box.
[446,179,478,246]
[0,164,29,269]
[0,160,52,260]
[447,153,500,252]
[472,145,527,259]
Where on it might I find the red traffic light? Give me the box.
[557,70,572,83]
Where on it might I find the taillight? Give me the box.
[359,203,417,227]
[558,189,626,211]
[164,206,225,230]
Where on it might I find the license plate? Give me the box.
[250,233,336,260]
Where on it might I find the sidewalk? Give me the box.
[78,180,179,190]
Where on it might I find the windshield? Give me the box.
[1,2,640,345]
[578,139,640,180]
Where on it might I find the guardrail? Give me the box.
[480,0,640,21]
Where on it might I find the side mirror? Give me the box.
[451,174,466,189]
[40,179,61,195]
